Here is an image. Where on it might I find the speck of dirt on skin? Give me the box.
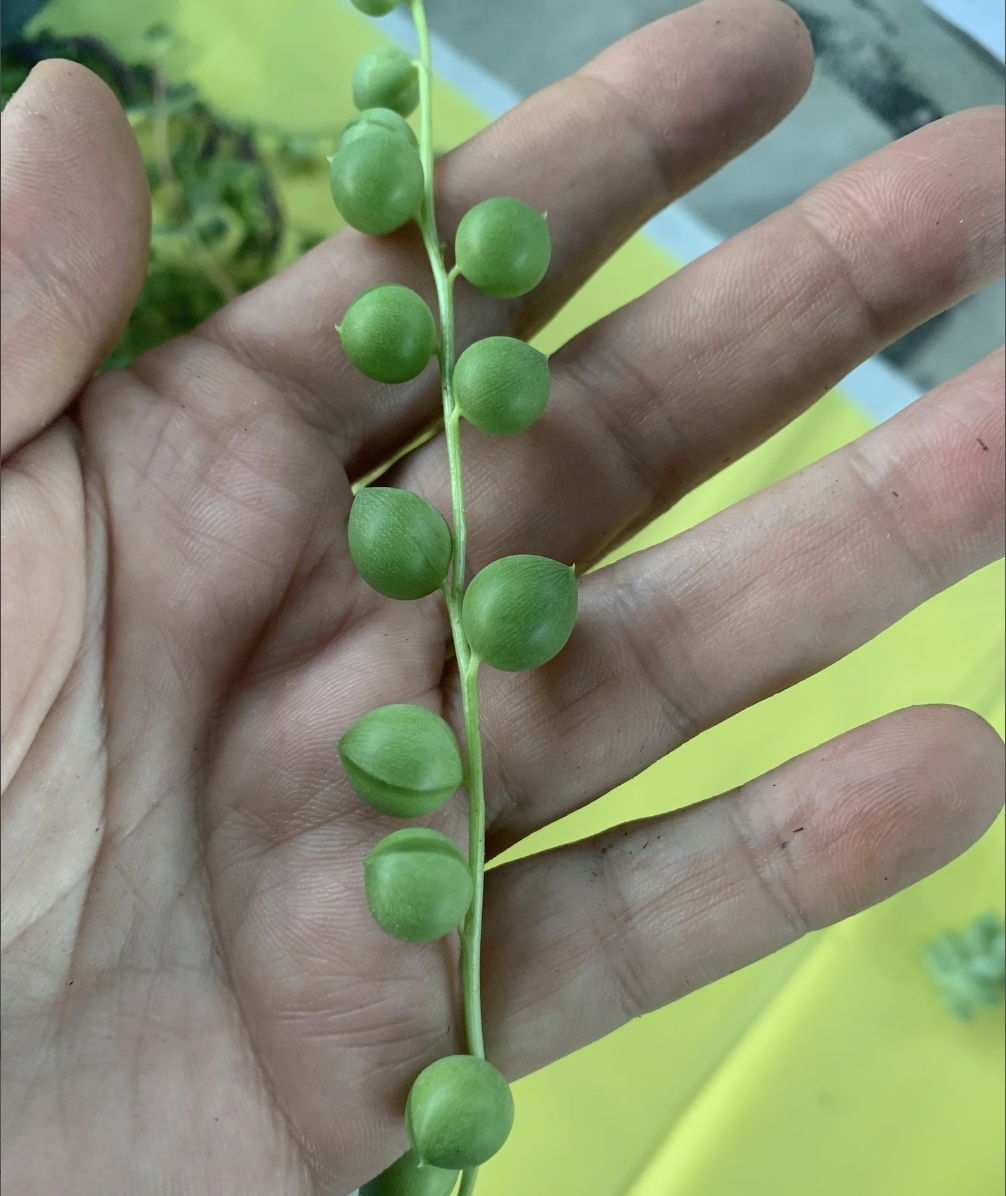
[977,438,988,451]
[780,841,789,849]
[793,827,804,833]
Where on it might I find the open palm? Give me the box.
[2,4,1003,1193]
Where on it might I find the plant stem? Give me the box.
[411,0,487,1085]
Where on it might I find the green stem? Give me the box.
[411,0,486,1087]
[456,1167,480,1196]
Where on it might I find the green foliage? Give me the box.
[452,336,550,435]
[455,198,551,299]
[925,912,1005,1019]
[1,27,332,372]
[329,131,425,235]
[339,284,438,383]
[341,107,419,150]
[462,555,578,672]
[353,46,420,118]
[365,828,473,943]
[349,488,453,600]
[338,704,464,818]
[333,11,563,1187]
[406,1056,515,1169]
[360,1149,459,1196]
[351,0,401,16]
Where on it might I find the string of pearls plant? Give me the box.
[332,2,578,1193]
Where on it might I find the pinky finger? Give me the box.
[482,705,1005,1078]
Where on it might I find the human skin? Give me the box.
[1,2,1003,1193]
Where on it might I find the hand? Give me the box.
[2,3,1003,1192]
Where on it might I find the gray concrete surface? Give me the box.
[425,0,1005,392]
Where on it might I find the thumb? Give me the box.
[1,58,150,457]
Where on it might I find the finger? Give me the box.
[1,60,150,458]
[0,422,87,793]
[394,106,1005,572]
[481,705,1005,1075]
[474,349,1004,848]
[200,0,813,472]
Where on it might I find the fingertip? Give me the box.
[577,0,817,208]
[2,58,151,456]
[815,705,1006,909]
[920,703,1006,829]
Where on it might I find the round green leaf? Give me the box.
[454,197,550,299]
[452,336,550,435]
[462,555,577,672]
[329,133,423,236]
[340,107,418,151]
[406,1056,514,1170]
[339,704,464,817]
[353,46,419,118]
[339,285,437,384]
[349,488,452,601]
[365,828,472,943]
[360,1148,459,1196]
[350,0,399,15]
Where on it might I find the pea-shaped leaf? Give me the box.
[349,488,452,600]
[339,704,463,817]
[341,107,418,151]
[455,197,551,299]
[360,1148,459,1196]
[452,336,550,435]
[462,555,577,672]
[329,133,424,236]
[339,285,437,384]
[365,828,472,943]
[350,0,399,15]
[353,46,419,118]
[406,1055,514,1170]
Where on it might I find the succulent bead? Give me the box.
[329,133,424,236]
[349,487,452,601]
[350,0,399,14]
[360,1149,459,1196]
[452,336,550,435]
[406,1056,514,1170]
[365,828,472,943]
[339,285,437,384]
[339,704,464,817]
[462,555,577,672]
[353,46,419,118]
[340,107,418,151]
[454,197,551,299]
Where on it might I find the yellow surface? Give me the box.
[34,2,1005,1194]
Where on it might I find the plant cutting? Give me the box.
[331,2,577,1192]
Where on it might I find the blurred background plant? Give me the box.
[925,913,1006,1020]
[2,20,334,369]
